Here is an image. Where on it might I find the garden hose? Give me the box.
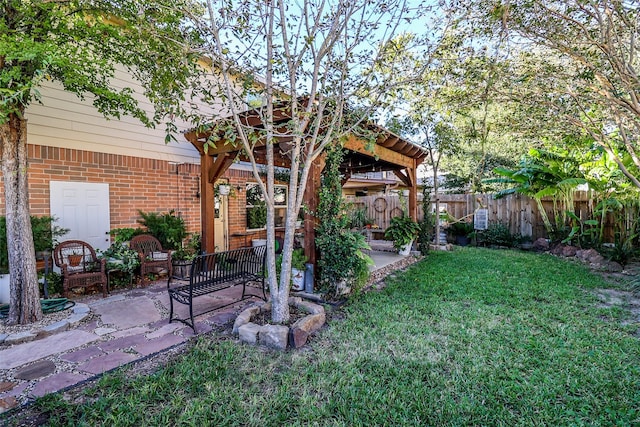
[0,298,75,318]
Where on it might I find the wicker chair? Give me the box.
[130,235,172,286]
[53,240,108,298]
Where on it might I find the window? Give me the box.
[246,183,288,229]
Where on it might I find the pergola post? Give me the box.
[200,154,215,253]
[408,160,418,220]
[303,154,326,273]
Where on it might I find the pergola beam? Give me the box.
[343,135,415,170]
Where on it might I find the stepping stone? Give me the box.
[135,335,185,356]
[0,330,99,370]
[4,331,37,345]
[146,323,182,339]
[0,382,16,393]
[31,373,90,397]
[98,334,147,352]
[60,347,104,363]
[14,360,56,380]
[92,296,161,329]
[0,396,18,414]
[77,351,137,375]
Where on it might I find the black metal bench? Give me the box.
[168,245,267,332]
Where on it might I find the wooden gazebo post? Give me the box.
[302,155,326,271]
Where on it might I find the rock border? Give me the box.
[532,238,625,273]
[233,297,326,350]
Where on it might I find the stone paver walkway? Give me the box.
[0,250,411,414]
[0,281,262,412]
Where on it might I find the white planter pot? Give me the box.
[0,274,10,304]
[291,268,304,291]
[398,241,413,256]
[252,239,267,255]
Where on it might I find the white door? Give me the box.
[50,181,111,251]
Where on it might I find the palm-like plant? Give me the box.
[485,148,588,238]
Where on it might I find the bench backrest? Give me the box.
[190,245,266,285]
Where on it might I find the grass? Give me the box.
[19,248,640,426]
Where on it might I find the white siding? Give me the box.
[25,67,226,164]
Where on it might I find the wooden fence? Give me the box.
[346,191,624,242]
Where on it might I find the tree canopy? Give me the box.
[1,0,203,324]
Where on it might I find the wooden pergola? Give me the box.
[183,114,427,266]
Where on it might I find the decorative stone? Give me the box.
[290,327,309,349]
[0,381,16,393]
[4,331,37,345]
[292,313,326,335]
[561,245,577,257]
[258,302,271,313]
[0,333,8,344]
[581,249,600,262]
[14,360,56,380]
[238,323,262,344]
[604,261,623,272]
[37,320,70,338]
[232,306,260,334]
[575,249,586,260]
[296,301,324,315]
[0,396,18,414]
[259,324,289,350]
[66,312,89,327]
[73,303,90,314]
[94,327,117,336]
[288,296,303,306]
[532,238,549,251]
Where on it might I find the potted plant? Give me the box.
[290,248,307,291]
[385,215,420,255]
[447,221,474,246]
[68,252,83,266]
[171,233,201,280]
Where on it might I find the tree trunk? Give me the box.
[1,113,42,325]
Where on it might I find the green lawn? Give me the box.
[28,248,640,426]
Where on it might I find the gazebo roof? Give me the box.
[183,108,427,175]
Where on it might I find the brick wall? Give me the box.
[225,168,263,250]
[0,145,296,250]
[0,145,202,234]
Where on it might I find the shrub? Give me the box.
[137,210,187,250]
[315,147,372,297]
[477,222,518,247]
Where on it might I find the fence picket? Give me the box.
[346,191,618,242]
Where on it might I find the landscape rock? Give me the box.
[562,245,578,257]
[582,249,601,263]
[532,238,549,251]
[0,396,18,414]
[14,360,56,380]
[259,324,289,350]
[4,331,37,345]
[296,301,325,315]
[290,327,309,349]
[238,323,262,344]
[37,320,70,338]
[292,313,326,335]
[232,306,260,334]
[604,261,623,272]
[0,381,16,393]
